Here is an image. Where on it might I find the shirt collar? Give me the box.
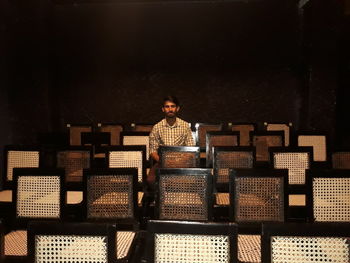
[162,118,179,128]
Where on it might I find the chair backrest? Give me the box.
[213,147,255,191]
[229,169,288,223]
[28,221,116,263]
[56,146,91,186]
[98,123,123,146]
[159,146,200,168]
[107,146,146,189]
[147,220,238,263]
[195,123,222,149]
[4,146,40,189]
[13,168,65,225]
[261,222,350,263]
[67,124,92,146]
[332,151,350,169]
[121,132,150,161]
[264,122,292,147]
[206,131,239,167]
[271,147,313,185]
[83,168,138,222]
[156,168,213,221]
[297,134,328,162]
[131,123,153,132]
[252,131,284,163]
[307,169,350,222]
[230,123,256,146]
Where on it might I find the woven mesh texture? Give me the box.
[198,125,221,148]
[123,136,150,160]
[215,151,254,184]
[298,135,327,161]
[134,124,153,132]
[238,235,261,263]
[271,236,350,263]
[57,151,90,182]
[87,175,134,219]
[35,235,108,263]
[109,151,143,183]
[7,151,39,181]
[155,233,230,263]
[234,177,284,222]
[159,174,208,220]
[100,125,123,145]
[253,136,283,162]
[5,230,27,256]
[207,135,238,165]
[313,178,350,222]
[332,152,350,169]
[232,124,254,146]
[267,124,290,146]
[215,193,230,206]
[162,152,197,168]
[17,176,60,219]
[69,126,92,146]
[273,152,310,185]
[116,231,135,259]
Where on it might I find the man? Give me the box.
[148,96,194,183]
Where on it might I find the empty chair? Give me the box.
[3,145,40,189]
[28,221,117,263]
[156,168,213,221]
[98,123,123,146]
[56,146,91,189]
[206,131,239,167]
[195,123,222,150]
[261,222,350,263]
[297,133,328,162]
[307,169,350,222]
[121,132,150,161]
[332,151,350,169]
[229,123,256,146]
[251,131,284,163]
[159,146,200,168]
[66,123,92,146]
[264,122,292,146]
[146,220,238,263]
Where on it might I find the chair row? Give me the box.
[1,219,350,263]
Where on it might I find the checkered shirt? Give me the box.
[149,118,195,154]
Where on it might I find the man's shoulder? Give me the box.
[152,119,166,130]
[176,118,191,127]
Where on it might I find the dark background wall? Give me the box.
[0,0,348,185]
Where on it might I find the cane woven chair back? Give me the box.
[159,146,200,168]
[252,132,284,163]
[67,124,92,146]
[298,134,327,162]
[332,152,350,169]
[195,123,222,149]
[121,132,150,161]
[98,123,123,146]
[229,169,287,223]
[147,220,238,263]
[156,168,213,221]
[230,123,255,147]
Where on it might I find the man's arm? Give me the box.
[149,127,160,162]
[186,125,195,146]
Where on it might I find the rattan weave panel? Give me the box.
[159,175,208,220]
[100,125,123,145]
[231,125,254,146]
[238,235,261,263]
[87,175,133,219]
[5,230,27,256]
[7,151,39,181]
[313,178,350,222]
[273,152,310,185]
[208,136,238,165]
[271,236,350,263]
[162,152,197,168]
[109,151,143,183]
[216,193,230,206]
[235,177,284,222]
[298,135,327,161]
[216,151,253,184]
[123,136,150,160]
[70,126,92,146]
[253,136,283,162]
[267,124,290,146]
[332,152,350,169]
[35,235,108,263]
[57,151,90,182]
[116,231,135,259]
[198,126,221,148]
[155,233,230,263]
[17,176,60,219]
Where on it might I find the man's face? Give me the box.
[162,101,180,118]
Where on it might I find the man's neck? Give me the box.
[165,117,177,127]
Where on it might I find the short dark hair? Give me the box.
[163,95,179,107]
